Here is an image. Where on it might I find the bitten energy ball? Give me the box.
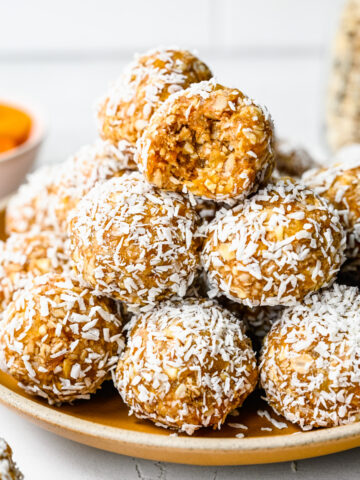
[202,179,345,306]
[0,273,124,405]
[0,230,70,310]
[115,298,258,434]
[0,439,23,480]
[260,284,360,430]
[274,138,319,179]
[6,140,136,235]
[137,79,275,203]
[98,48,212,144]
[302,144,360,258]
[69,172,200,309]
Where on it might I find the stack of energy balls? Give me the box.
[1,47,360,436]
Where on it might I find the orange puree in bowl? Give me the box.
[0,104,32,154]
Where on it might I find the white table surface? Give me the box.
[2,0,360,477]
[1,402,360,479]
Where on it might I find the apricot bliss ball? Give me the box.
[97,48,212,144]
[49,139,137,230]
[0,273,124,405]
[0,438,23,480]
[302,144,360,258]
[218,296,284,341]
[5,164,59,235]
[260,284,360,430]
[202,178,346,307]
[274,138,319,179]
[114,298,258,434]
[6,140,136,235]
[136,79,275,203]
[0,230,70,310]
[68,172,200,310]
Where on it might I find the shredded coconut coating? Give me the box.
[115,298,258,435]
[260,284,360,430]
[220,296,284,340]
[202,178,346,307]
[6,140,136,235]
[98,47,212,144]
[68,172,200,310]
[5,164,61,235]
[0,231,70,311]
[0,273,124,405]
[136,79,275,203]
[0,439,23,480]
[302,144,360,259]
[241,305,285,339]
[274,138,319,179]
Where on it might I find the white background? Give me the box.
[2,0,360,478]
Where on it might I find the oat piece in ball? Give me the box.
[274,138,319,179]
[0,439,23,480]
[302,144,360,259]
[260,284,360,430]
[0,230,70,310]
[137,79,274,203]
[98,48,212,144]
[0,273,124,405]
[115,298,258,434]
[69,172,200,309]
[202,179,346,306]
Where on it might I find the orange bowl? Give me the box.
[0,98,45,199]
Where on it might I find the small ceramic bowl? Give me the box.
[0,98,45,199]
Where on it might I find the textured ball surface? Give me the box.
[68,172,200,309]
[0,438,23,480]
[260,284,360,430]
[115,298,258,434]
[6,140,135,235]
[0,230,70,310]
[0,273,124,405]
[302,145,360,258]
[98,48,212,144]
[202,179,345,306]
[137,79,275,203]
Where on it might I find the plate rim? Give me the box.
[1,380,360,453]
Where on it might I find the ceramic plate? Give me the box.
[1,205,360,465]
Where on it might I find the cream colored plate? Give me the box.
[1,206,360,465]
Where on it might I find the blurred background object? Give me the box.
[0,98,44,199]
[327,0,360,152]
